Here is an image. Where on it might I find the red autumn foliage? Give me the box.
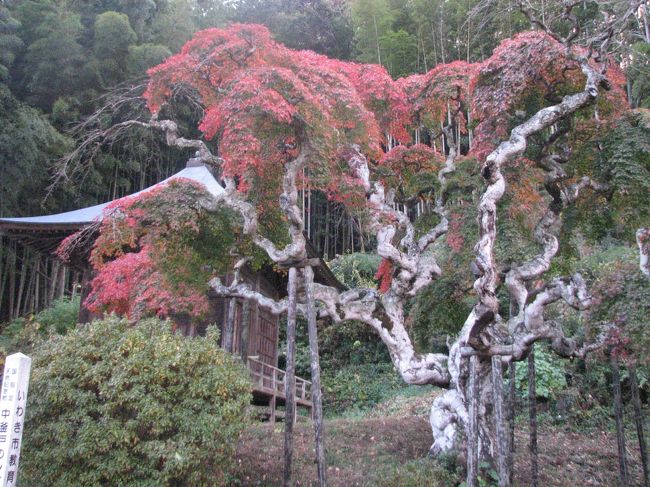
[145,26,628,213]
[58,179,238,321]
[145,24,414,207]
[399,60,477,143]
[378,144,443,195]
[446,212,466,253]
[470,31,628,161]
[146,26,629,188]
[471,32,578,160]
[375,258,393,294]
[379,143,441,174]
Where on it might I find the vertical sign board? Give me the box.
[0,353,31,486]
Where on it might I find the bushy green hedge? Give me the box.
[21,316,251,486]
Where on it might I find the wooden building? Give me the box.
[0,161,343,420]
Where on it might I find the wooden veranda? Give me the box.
[247,357,312,422]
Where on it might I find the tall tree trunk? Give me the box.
[304,266,327,486]
[34,258,40,311]
[421,30,428,71]
[372,13,382,65]
[528,347,538,487]
[430,22,438,66]
[611,351,629,486]
[491,356,510,486]
[283,267,298,487]
[439,7,446,64]
[627,79,635,108]
[324,202,330,258]
[466,14,470,63]
[307,188,311,240]
[630,364,649,487]
[467,108,473,151]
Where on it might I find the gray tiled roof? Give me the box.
[0,164,224,226]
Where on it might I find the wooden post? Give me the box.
[508,360,516,485]
[506,276,516,484]
[270,395,277,424]
[528,347,538,487]
[78,269,97,324]
[283,267,298,487]
[7,242,15,321]
[240,300,251,360]
[0,240,6,316]
[467,355,479,487]
[630,364,649,487]
[14,247,27,318]
[24,256,37,314]
[304,266,327,487]
[56,264,66,299]
[611,351,629,486]
[223,297,236,352]
[33,258,40,312]
[48,259,60,306]
[491,356,510,486]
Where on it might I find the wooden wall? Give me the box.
[197,266,281,366]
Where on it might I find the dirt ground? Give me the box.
[232,413,645,486]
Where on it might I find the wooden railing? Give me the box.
[246,357,312,404]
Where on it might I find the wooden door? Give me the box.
[256,312,277,365]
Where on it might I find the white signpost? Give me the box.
[0,353,31,486]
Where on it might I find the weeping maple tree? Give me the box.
[69,4,649,480]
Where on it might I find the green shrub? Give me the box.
[328,252,381,289]
[514,346,567,400]
[317,319,390,371]
[30,296,80,334]
[0,296,80,361]
[21,316,251,486]
[322,363,405,415]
